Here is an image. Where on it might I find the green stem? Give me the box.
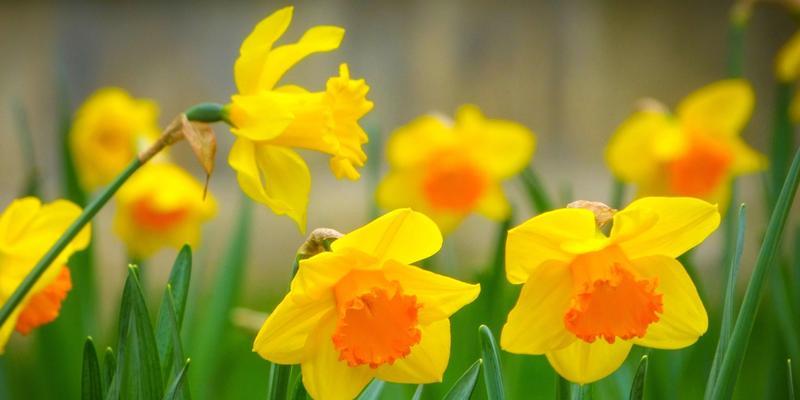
[769,83,794,206]
[519,165,554,213]
[610,179,625,210]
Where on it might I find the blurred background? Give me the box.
[0,1,797,399]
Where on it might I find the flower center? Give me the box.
[131,197,190,231]
[564,246,663,343]
[332,270,421,368]
[667,134,733,197]
[422,150,489,213]
[16,266,72,335]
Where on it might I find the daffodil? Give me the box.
[777,30,800,83]
[113,162,217,259]
[377,105,535,233]
[253,209,480,399]
[70,87,161,191]
[0,197,90,352]
[606,80,766,209]
[501,197,718,384]
[226,6,373,231]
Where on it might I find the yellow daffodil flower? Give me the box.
[226,6,373,231]
[0,197,90,353]
[777,30,800,83]
[113,162,217,259]
[70,87,161,191]
[377,105,535,233]
[253,209,480,399]
[501,197,718,383]
[606,80,766,209]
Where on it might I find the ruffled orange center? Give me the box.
[131,197,189,231]
[332,269,421,368]
[667,134,733,197]
[564,246,663,343]
[16,266,72,335]
[422,150,489,213]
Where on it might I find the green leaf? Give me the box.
[356,379,384,400]
[443,359,482,400]
[289,369,307,400]
[629,355,649,400]
[789,359,796,400]
[479,325,505,400]
[82,338,102,400]
[102,347,116,396]
[267,363,292,400]
[163,287,190,400]
[710,146,800,399]
[519,166,554,213]
[162,360,191,400]
[556,375,571,400]
[156,246,192,381]
[411,384,424,400]
[610,179,626,209]
[769,82,794,206]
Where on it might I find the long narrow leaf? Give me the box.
[163,360,191,400]
[356,379,384,400]
[82,338,102,400]
[629,355,649,400]
[411,384,425,400]
[479,325,505,400]
[710,146,800,399]
[267,363,292,400]
[156,246,192,381]
[443,359,482,400]
[164,287,190,400]
[102,347,115,396]
[789,359,796,400]
[556,375,571,400]
[519,166,554,213]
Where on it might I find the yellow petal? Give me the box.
[776,30,800,82]
[302,313,374,400]
[253,294,334,364]
[228,92,300,141]
[235,6,294,94]
[677,79,754,137]
[228,139,310,231]
[501,260,575,354]
[605,111,675,184]
[386,115,454,169]
[546,339,633,384]
[376,171,423,212]
[630,255,708,349]
[376,319,451,383]
[728,137,768,175]
[505,208,597,284]
[456,104,536,179]
[291,250,376,300]
[382,260,480,322]
[331,208,442,264]
[476,183,511,222]
[611,197,720,260]
[257,26,345,92]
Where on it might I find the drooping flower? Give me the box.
[226,6,373,231]
[501,197,718,384]
[253,209,480,399]
[0,197,90,352]
[113,162,217,259]
[606,80,766,210]
[70,88,161,191]
[376,105,535,233]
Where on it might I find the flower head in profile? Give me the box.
[113,162,217,259]
[253,209,480,399]
[606,80,766,210]
[0,197,90,352]
[226,6,373,231]
[377,105,535,233]
[501,197,718,383]
[70,88,161,191]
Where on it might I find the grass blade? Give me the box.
[629,355,649,400]
[102,348,115,396]
[710,146,800,399]
[356,379,384,400]
[162,360,191,400]
[443,359,482,400]
[519,165,554,213]
[479,325,505,400]
[156,246,192,381]
[267,363,292,400]
[411,384,425,400]
[82,338,102,400]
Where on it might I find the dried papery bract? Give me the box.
[567,200,617,228]
[297,228,344,259]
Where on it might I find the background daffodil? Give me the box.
[501,197,718,384]
[253,208,480,399]
[0,197,90,353]
[227,6,373,232]
[377,105,535,233]
[113,162,217,259]
[605,80,766,209]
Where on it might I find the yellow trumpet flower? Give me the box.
[606,80,766,209]
[501,197,718,384]
[227,6,373,231]
[377,105,535,233]
[113,162,217,259]
[0,197,90,353]
[253,209,480,399]
[70,87,160,191]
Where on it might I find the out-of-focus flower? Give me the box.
[501,197,718,383]
[253,209,480,399]
[606,80,766,210]
[226,6,373,231]
[70,88,161,191]
[0,197,90,352]
[377,105,535,233]
[113,162,217,259]
[777,30,800,82]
